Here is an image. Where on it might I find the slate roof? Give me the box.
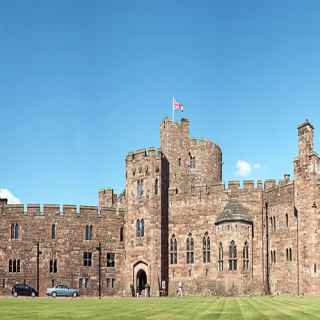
[215,199,253,225]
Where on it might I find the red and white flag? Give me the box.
[172,97,184,111]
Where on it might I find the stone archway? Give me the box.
[133,261,149,295]
[136,269,147,294]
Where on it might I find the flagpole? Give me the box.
[172,96,175,122]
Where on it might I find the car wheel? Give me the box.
[13,291,18,297]
[72,292,77,298]
[52,292,57,297]
[31,292,36,297]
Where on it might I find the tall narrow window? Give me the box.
[218,242,223,271]
[203,233,210,263]
[50,259,58,273]
[140,219,144,237]
[136,219,141,238]
[243,241,249,271]
[9,259,12,273]
[120,227,124,242]
[273,217,276,231]
[85,225,93,240]
[155,178,159,195]
[189,153,196,168]
[289,248,292,261]
[229,240,237,271]
[169,234,177,264]
[137,179,144,198]
[186,234,194,264]
[11,224,19,240]
[286,248,289,261]
[285,213,289,228]
[51,224,56,240]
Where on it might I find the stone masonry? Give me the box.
[0,117,319,296]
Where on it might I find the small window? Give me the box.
[155,178,159,195]
[218,242,224,271]
[289,248,292,261]
[79,278,89,289]
[1,279,5,288]
[85,225,93,240]
[178,158,181,167]
[51,224,56,240]
[137,179,144,198]
[186,234,194,264]
[243,241,249,271]
[203,233,210,264]
[189,153,196,168]
[229,240,237,271]
[106,253,115,267]
[286,248,289,261]
[314,264,317,273]
[169,235,178,264]
[9,259,20,273]
[11,223,19,240]
[120,227,124,242]
[112,279,116,288]
[49,259,58,273]
[83,252,92,267]
[285,213,289,228]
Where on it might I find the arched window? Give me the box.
[140,219,144,237]
[285,213,289,228]
[243,241,249,271]
[229,240,237,271]
[120,227,124,242]
[155,178,159,195]
[203,233,210,263]
[218,242,223,271]
[169,234,177,264]
[136,219,141,238]
[186,234,194,264]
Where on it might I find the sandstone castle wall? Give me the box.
[0,118,319,296]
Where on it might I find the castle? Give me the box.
[0,117,319,296]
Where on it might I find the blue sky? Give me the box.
[1,1,320,205]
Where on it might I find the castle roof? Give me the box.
[215,199,253,225]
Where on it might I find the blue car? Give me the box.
[47,284,80,297]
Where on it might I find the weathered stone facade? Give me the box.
[1,117,319,296]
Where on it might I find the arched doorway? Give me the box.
[136,269,147,294]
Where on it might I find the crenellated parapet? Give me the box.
[1,203,125,217]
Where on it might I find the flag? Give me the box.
[173,97,184,111]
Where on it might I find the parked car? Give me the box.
[47,284,80,297]
[12,284,38,297]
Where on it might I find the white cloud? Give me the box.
[253,163,261,169]
[0,189,21,204]
[236,160,252,177]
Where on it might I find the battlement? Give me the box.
[1,204,124,217]
[169,177,294,199]
[126,147,160,162]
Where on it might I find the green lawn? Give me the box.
[1,296,320,320]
